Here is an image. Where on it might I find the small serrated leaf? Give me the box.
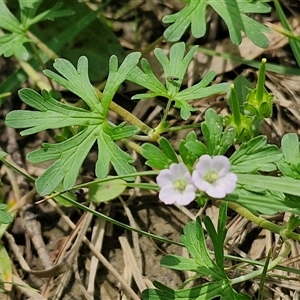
[44,56,103,113]
[5,89,103,136]
[201,108,224,155]
[162,0,271,47]
[159,137,179,163]
[230,136,282,173]
[141,143,172,170]
[96,131,136,181]
[184,140,208,158]
[30,126,100,196]
[102,52,141,115]
[0,34,30,59]
[0,1,23,33]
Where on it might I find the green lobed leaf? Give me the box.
[237,174,300,197]
[156,43,198,95]
[0,1,24,33]
[181,219,225,281]
[184,140,208,158]
[44,56,103,113]
[179,131,200,167]
[204,203,227,273]
[159,137,179,164]
[5,89,103,135]
[96,131,136,181]
[160,255,199,272]
[173,100,198,120]
[128,43,229,120]
[163,1,206,42]
[142,280,232,300]
[128,59,167,97]
[230,136,282,173]
[23,2,73,28]
[129,42,198,100]
[226,188,300,215]
[0,33,30,60]
[161,255,221,278]
[209,0,271,48]
[162,0,271,48]
[101,52,141,115]
[201,108,224,155]
[141,143,172,170]
[27,125,101,196]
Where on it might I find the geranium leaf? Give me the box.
[163,0,271,48]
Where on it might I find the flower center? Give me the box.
[205,171,219,183]
[174,179,187,192]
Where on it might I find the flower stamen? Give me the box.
[192,155,237,198]
[156,163,196,206]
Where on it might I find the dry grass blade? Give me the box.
[119,236,147,293]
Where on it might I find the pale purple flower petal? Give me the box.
[192,155,237,198]
[156,163,196,206]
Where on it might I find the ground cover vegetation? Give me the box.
[1,0,300,299]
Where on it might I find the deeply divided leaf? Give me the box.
[162,0,271,48]
[230,136,282,173]
[6,89,103,135]
[5,56,138,195]
[27,126,101,196]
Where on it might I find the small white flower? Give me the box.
[156,163,196,206]
[192,155,237,198]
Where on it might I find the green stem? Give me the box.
[228,201,300,241]
[27,33,55,90]
[231,239,291,285]
[154,99,173,135]
[140,36,164,56]
[17,59,51,91]
[109,101,159,141]
[160,99,173,124]
[168,123,202,132]
[95,89,160,141]
[121,139,142,154]
[53,191,182,247]
[273,0,300,67]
